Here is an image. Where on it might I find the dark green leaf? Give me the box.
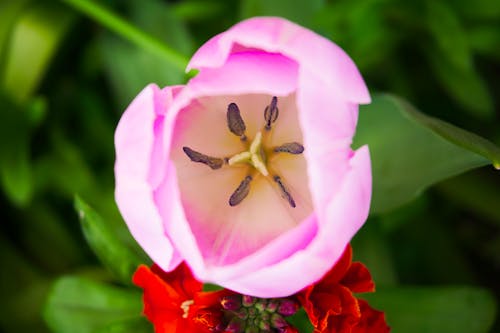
[354,94,499,214]
[436,169,500,226]
[0,234,51,333]
[75,197,144,285]
[351,220,398,286]
[0,93,39,206]
[453,0,500,20]
[44,276,143,333]
[240,0,325,26]
[92,317,152,333]
[362,286,497,333]
[425,2,493,117]
[287,308,314,333]
[467,26,500,60]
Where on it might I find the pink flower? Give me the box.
[115,17,371,297]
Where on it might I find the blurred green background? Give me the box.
[0,0,499,332]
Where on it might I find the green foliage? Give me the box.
[75,197,145,286]
[362,286,497,333]
[354,94,498,214]
[240,0,324,26]
[44,276,145,333]
[99,0,194,107]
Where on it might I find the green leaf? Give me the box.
[354,94,499,214]
[44,276,143,333]
[351,220,398,286]
[99,0,193,107]
[2,1,75,103]
[240,0,325,26]
[287,308,313,333]
[0,0,31,75]
[92,317,152,333]
[0,234,51,333]
[425,1,493,117]
[75,197,144,285]
[0,93,37,206]
[362,286,497,333]
[467,26,500,60]
[453,0,500,20]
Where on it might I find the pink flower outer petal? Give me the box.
[187,17,370,105]
[115,84,183,271]
[117,17,372,297]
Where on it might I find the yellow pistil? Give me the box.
[227,131,269,176]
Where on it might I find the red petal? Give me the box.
[133,264,206,333]
[300,284,361,333]
[342,262,375,293]
[352,299,390,333]
[151,262,203,299]
[318,245,353,289]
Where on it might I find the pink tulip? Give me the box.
[115,17,371,297]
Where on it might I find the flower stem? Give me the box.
[60,0,189,71]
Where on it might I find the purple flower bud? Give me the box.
[221,295,242,311]
[242,295,256,307]
[266,299,280,313]
[254,299,267,312]
[277,298,299,317]
[225,318,243,333]
[271,313,288,329]
[258,320,271,331]
[234,308,248,320]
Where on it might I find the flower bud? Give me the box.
[266,299,280,313]
[270,313,288,329]
[221,295,242,311]
[277,298,299,317]
[242,295,256,307]
[225,318,243,333]
[276,325,300,333]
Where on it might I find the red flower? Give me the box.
[298,245,389,333]
[352,299,390,333]
[133,263,230,333]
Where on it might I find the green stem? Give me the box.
[60,0,189,71]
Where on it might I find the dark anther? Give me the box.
[183,147,224,170]
[227,103,247,141]
[264,96,279,130]
[229,176,252,206]
[273,175,296,208]
[274,142,304,154]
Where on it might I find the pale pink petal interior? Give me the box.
[170,93,313,266]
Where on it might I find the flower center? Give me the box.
[183,96,304,208]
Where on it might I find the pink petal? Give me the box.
[184,50,298,99]
[115,84,182,270]
[188,17,370,104]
